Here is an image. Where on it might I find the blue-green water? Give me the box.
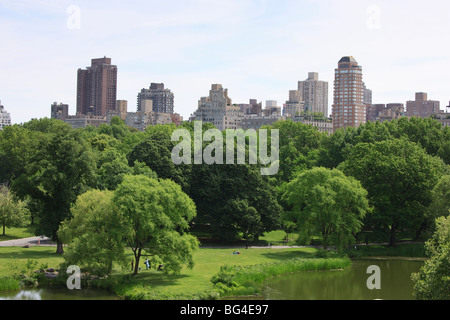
[262,258,425,300]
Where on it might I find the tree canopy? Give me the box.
[283,167,370,249]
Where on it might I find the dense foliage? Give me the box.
[1,116,450,285]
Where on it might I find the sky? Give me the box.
[1,0,450,124]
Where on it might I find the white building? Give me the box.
[190,84,243,131]
[0,101,12,130]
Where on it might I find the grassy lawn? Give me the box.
[0,246,64,277]
[119,247,318,297]
[0,224,38,242]
[0,244,319,298]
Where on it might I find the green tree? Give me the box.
[11,119,97,254]
[340,138,446,246]
[190,162,281,241]
[113,175,198,275]
[412,216,450,300]
[429,175,450,220]
[283,167,370,250]
[128,128,191,192]
[96,148,157,190]
[0,186,29,236]
[58,190,127,276]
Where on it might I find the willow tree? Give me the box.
[283,167,370,250]
[113,175,198,275]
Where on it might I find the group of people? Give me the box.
[232,250,241,255]
[131,259,164,272]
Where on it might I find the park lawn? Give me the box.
[116,247,319,298]
[0,245,319,298]
[0,246,64,277]
[0,225,38,242]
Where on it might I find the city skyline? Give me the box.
[1,0,450,125]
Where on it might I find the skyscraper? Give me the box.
[298,72,328,116]
[332,56,366,132]
[76,57,117,117]
[137,83,174,114]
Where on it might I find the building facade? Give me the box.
[77,57,118,117]
[366,103,404,122]
[51,102,69,120]
[406,92,440,118]
[298,72,328,116]
[0,101,11,130]
[332,56,366,132]
[137,83,174,114]
[284,90,305,117]
[190,84,243,131]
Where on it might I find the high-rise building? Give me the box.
[190,84,243,130]
[137,83,174,114]
[332,56,366,132]
[0,101,11,130]
[298,72,328,116]
[76,57,118,117]
[406,92,440,118]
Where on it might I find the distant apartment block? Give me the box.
[190,84,243,131]
[241,115,284,130]
[292,115,333,135]
[125,111,181,131]
[366,103,404,122]
[284,90,305,117]
[298,72,328,116]
[53,98,181,131]
[112,100,128,121]
[0,101,11,130]
[237,99,262,115]
[51,102,69,120]
[137,83,174,114]
[363,84,372,105]
[332,56,366,132]
[64,115,109,129]
[406,92,440,118]
[77,57,118,117]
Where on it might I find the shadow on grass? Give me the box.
[0,247,61,261]
[259,248,318,261]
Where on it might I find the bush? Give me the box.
[0,277,20,291]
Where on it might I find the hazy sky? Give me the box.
[1,0,450,124]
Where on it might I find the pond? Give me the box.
[0,287,119,300]
[262,257,425,300]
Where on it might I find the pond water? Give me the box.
[0,287,119,300]
[262,258,425,300]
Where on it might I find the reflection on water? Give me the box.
[263,258,425,300]
[0,287,119,300]
[2,290,42,300]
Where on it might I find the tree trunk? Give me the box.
[2,224,5,236]
[133,247,142,276]
[389,224,397,247]
[56,241,64,254]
